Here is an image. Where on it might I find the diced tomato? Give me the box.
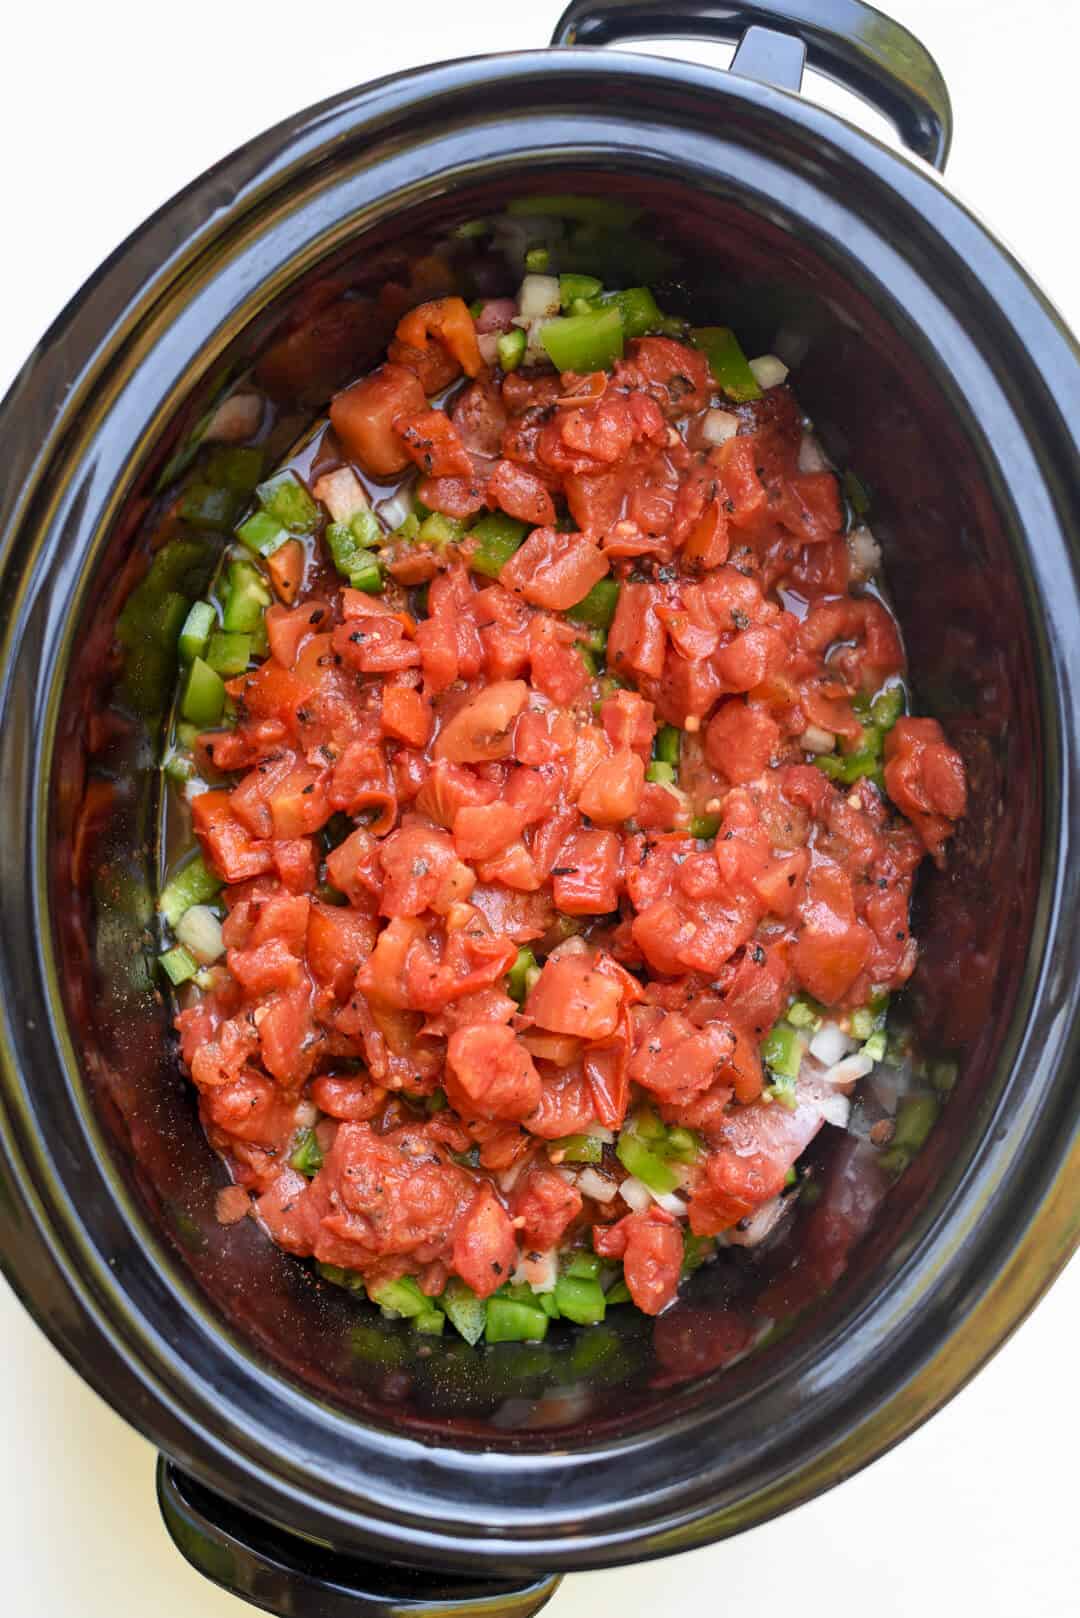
[524,951,624,1040]
[511,1167,583,1249]
[452,1184,517,1297]
[705,700,781,783]
[487,460,556,526]
[444,1022,542,1122]
[551,829,620,916]
[330,363,427,477]
[381,684,433,747]
[394,408,473,478]
[500,527,609,612]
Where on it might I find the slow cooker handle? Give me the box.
[157,1459,562,1618]
[550,0,953,170]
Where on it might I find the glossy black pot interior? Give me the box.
[2,7,1080,1608]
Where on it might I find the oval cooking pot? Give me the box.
[1,3,1079,1615]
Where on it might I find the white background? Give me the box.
[2,2,1078,1614]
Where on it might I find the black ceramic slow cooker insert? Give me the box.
[1,3,1078,1614]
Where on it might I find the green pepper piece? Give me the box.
[418,512,468,548]
[316,1262,350,1288]
[351,508,381,548]
[525,245,551,272]
[662,1125,701,1163]
[761,1022,804,1079]
[159,853,222,927]
[862,1030,887,1061]
[290,1128,324,1178]
[844,468,872,516]
[177,600,216,663]
[206,630,252,678]
[550,1134,603,1164]
[467,512,530,579]
[368,1275,428,1318]
[564,1251,602,1280]
[414,1308,446,1336]
[645,761,675,785]
[507,946,538,1005]
[541,306,624,374]
[615,1130,680,1193]
[348,556,383,594]
[569,577,620,629]
[508,194,640,228]
[690,813,721,840]
[786,996,823,1031]
[393,513,421,543]
[690,326,762,402]
[631,1106,666,1142]
[203,445,265,493]
[180,656,225,727]
[765,1072,799,1111]
[496,328,527,372]
[256,469,320,533]
[180,482,242,533]
[870,684,904,731]
[560,273,603,308]
[326,521,364,579]
[592,286,665,339]
[604,1278,632,1305]
[485,1296,549,1344]
[442,1279,488,1346]
[222,560,272,633]
[158,945,198,986]
[892,1093,940,1153]
[930,1058,959,1095]
[236,509,289,558]
[654,724,681,765]
[426,1088,448,1114]
[163,751,195,786]
[553,1274,606,1326]
[539,1292,562,1319]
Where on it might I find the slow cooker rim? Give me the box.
[0,46,1078,1572]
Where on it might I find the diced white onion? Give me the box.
[848,523,882,579]
[823,1051,875,1091]
[810,1021,856,1067]
[512,1249,558,1293]
[202,392,263,443]
[619,1176,652,1213]
[820,1091,853,1129]
[477,332,500,366]
[648,1188,689,1217]
[497,1160,529,1194]
[725,1195,788,1248]
[294,1100,318,1129]
[518,273,561,321]
[701,409,740,446]
[801,724,837,755]
[524,317,555,367]
[313,467,370,525]
[748,354,789,390]
[578,1167,619,1204]
[376,488,413,531]
[175,904,224,965]
[798,432,830,473]
[554,1166,579,1185]
[585,1125,615,1144]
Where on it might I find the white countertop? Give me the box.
[2,2,1077,1612]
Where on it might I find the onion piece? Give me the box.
[619,1176,652,1213]
[798,432,830,473]
[848,523,882,580]
[748,354,789,390]
[202,392,263,443]
[822,1051,875,1091]
[820,1091,854,1128]
[175,904,224,965]
[477,332,500,367]
[313,467,370,525]
[518,274,561,321]
[724,1195,790,1248]
[578,1166,618,1204]
[701,409,740,446]
[801,723,836,755]
[294,1100,319,1129]
[810,1021,856,1067]
[376,487,413,532]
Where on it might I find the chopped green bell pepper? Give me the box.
[871,683,904,731]
[180,482,242,532]
[222,560,272,633]
[256,469,320,533]
[765,1072,799,1111]
[604,1279,632,1305]
[485,1296,548,1343]
[290,1129,324,1178]
[564,1251,602,1280]
[349,556,383,594]
[892,1093,940,1153]
[442,1279,488,1346]
[507,946,538,1004]
[468,513,529,579]
[560,273,603,308]
[761,1022,805,1080]
[236,509,289,558]
[159,853,222,927]
[525,245,551,272]
[550,1134,603,1164]
[690,326,762,402]
[844,468,872,516]
[158,945,198,986]
[554,1274,606,1325]
[645,761,676,785]
[496,327,527,372]
[862,1030,887,1061]
[786,996,823,1031]
[690,813,721,840]
[569,577,620,629]
[540,306,624,374]
[663,1125,701,1163]
[203,445,265,493]
[418,511,468,548]
[654,724,681,765]
[681,1232,715,1274]
[206,630,251,678]
[180,656,225,727]
[368,1275,428,1318]
[414,1308,446,1335]
[591,286,665,339]
[616,1129,680,1194]
[178,600,216,663]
